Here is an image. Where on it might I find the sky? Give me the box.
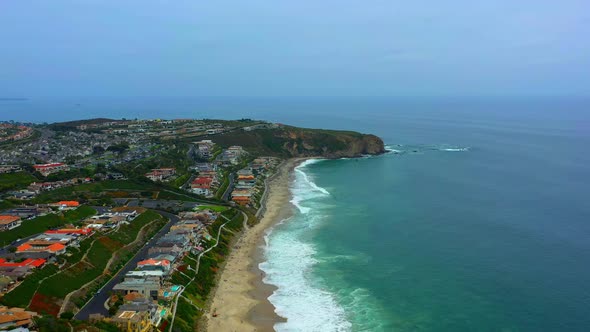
[0,0,589,98]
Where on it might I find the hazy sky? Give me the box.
[1,1,589,98]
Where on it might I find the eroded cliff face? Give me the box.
[277,128,386,158]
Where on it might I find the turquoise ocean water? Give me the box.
[3,97,590,331]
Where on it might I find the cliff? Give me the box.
[213,125,386,158]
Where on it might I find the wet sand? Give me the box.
[204,158,303,332]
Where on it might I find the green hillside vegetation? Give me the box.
[31,179,206,204]
[0,171,38,191]
[208,125,381,158]
[0,206,96,246]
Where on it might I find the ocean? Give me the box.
[3,96,590,331]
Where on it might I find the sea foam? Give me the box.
[260,160,352,332]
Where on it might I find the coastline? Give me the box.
[203,158,304,332]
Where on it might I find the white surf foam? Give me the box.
[384,144,403,154]
[290,159,330,214]
[440,147,470,152]
[260,161,352,332]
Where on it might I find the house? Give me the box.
[8,190,36,200]
[113,276,161,300]
[237,174,256,185]
[50,201,80,210]
[32,163,69,176]
[0,216,21,231]
[2,207,47,219]
[0,165,22,174]
[232,196,251,206]
[110,299,159,331]
[192,163,217,172]
[0,306,38,329]
[147,245,183,257]
[16,242,67,256]
[107,172,125,180]
[145,168,176,182]
[190,177,213,195]
[0,259,45,278]
[45,228,93,237]
[194,140,215,158]
[0,258,46,269]
[137,259,171,272]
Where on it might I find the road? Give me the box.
[74,210,180,320]
[221,173,235,201]
[0,233,40,256]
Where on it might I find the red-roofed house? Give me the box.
[137,259,171,272]
[191,176,214,196]
[50,201,80,209]
[33,163,69,176]
[45,228,92,236]
[0,216,21,231]
[0,258,46,269]
[16,242,66,256]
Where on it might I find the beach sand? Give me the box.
[203,158,301,332]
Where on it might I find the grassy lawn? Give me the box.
[172,173,191,188]
[0,206,96,246]
[108,210,162,244]
[0,172,38,191]
[196,205,228,212]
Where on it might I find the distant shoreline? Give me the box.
[203,158,305,331]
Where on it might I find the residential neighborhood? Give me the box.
[0,118,282,331]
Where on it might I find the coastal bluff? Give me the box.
[213,125,386,158]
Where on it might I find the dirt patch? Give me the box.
[29,292,61,317]
[98,236,123,252]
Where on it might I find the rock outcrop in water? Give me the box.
[214,125,386,158]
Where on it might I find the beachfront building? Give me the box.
[110,298,160,332]
[113,275,161,300]
[137,259,171,273]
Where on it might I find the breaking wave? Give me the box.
[259,160,352,332]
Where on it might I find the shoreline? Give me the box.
[203,158,305,332]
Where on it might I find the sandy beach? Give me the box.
[203,158,302,332]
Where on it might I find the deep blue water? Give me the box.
[3,97,590,331]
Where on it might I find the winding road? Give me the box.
[74,210,180,320]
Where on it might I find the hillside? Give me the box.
[210,125,385,158]
[48,118,121,131]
